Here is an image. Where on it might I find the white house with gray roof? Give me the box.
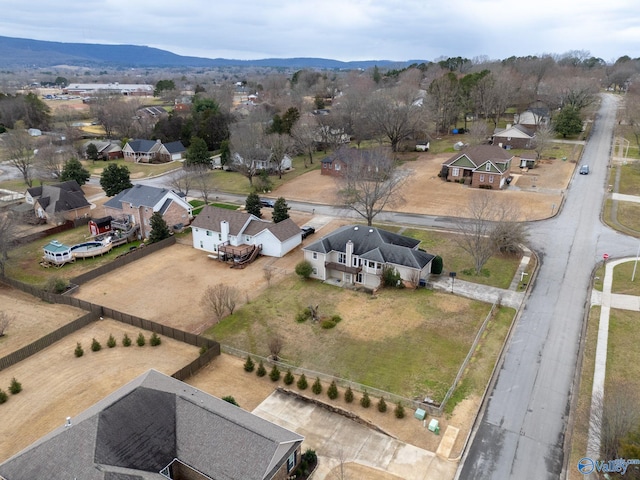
[191,205,302,258]
[0,369,304,480]
[302,225,435,289]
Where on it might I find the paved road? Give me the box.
[458,94,639,479]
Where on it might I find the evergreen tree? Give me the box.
[244,356,255,372]
[272,197,290,223]
[553,106,583,138]
[344,386,354,403]
[9,378,22,395]
[85,143,99,162]
[256,360,267,377]
[107,334,116,348]
[269,365,281,382]
[185,136,211,167]
[360,390,371,408]
[312,377,322,395]
[122,333,132,347]
[74,342,84,357]
[283,369,295,385]
[100,163,133,197]
[148,211,171,243]
[91,338,102,352]
[136,332,146,346]
[59,158,90,185]
[245,192,262,218]
[327,380,339,400]
[297,373,308,390]
[220,139,231,167]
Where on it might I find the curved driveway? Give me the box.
[458,94,639,479]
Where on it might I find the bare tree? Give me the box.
[366,86,428,151]
[265,133,293,179]
[0,311,11,337]
[0,213,17,276]
[290,120,317,168]
[467,121,490,146]
[533,125,554,160]
[589,382,640,460]
[268,335,284,361]
[200,284,240,322]
[34,142,73,180]
[336,147,406,226]
[230,122,268,187]
[191,166,215,205]
[455,191,503,275]
[3,122,37,187]
[263,267,273,286]
[168,168,195,198]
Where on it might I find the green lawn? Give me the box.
[610,260,640,295]
[205,276,514,403]
[402,228,521,288]
[4,225,142,285]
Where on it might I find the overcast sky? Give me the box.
[1,0,638,63]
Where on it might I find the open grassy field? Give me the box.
[205,275,514,403]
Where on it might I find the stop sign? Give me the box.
[603,253,609,260]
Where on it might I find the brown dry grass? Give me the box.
[0,318,199,461]
[274,152,574,221]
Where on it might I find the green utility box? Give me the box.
[414,408,426,420]
[428,418,440,435]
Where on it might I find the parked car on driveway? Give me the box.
[301,226,315,239]
[579,165,589,175]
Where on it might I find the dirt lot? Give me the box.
[274,152,576,221]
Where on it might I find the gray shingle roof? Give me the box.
[28,180,90,215]
[442,145,513,168]
[163,141,186,154]
[127,139,159,153]
[103,185,176,210]
[304,225,434,269]
[0,370,303,480]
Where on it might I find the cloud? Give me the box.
[0,0,637,61]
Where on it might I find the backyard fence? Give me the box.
[69,235,176,286]
[0,274,220,378]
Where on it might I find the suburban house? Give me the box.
[84,140,123,160]
[491,124,536,150]
[320,147,372,178]
[302,225,435,289]
[0,370,304,480]
[123,139,186,163]
[232,153,293,172]
[191,205,302,259]
[103,184,192,239]
[514,107,550,130]
[441,145,514,189]
[25,180,91,224]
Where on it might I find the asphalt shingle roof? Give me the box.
[0,370,303,480]
[103,185,176,210]
[304,225,434,269]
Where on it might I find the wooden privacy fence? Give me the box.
[70,235,176,285]
[0,275,220,379]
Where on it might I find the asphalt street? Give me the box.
[458,94,639,480]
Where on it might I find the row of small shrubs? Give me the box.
[243,356,405,418]
[0,378,23,405]
[74,332,162,357]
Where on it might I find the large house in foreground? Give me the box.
[441,145,514,189]
[191,205,301,258]
[302,225,435,289]
[0,370,304,480]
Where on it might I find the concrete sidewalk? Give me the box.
[587,257,640,459]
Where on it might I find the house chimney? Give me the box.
[221,221,229,242]
[346,240,354,266]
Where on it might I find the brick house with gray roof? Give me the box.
[0,369,304,480]
[103,184,192,239]
[303,225,435,289]
[123,139,186,163]
[191,205,302,258]
[441,145,513,189]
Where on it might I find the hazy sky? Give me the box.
[2,0,638,62]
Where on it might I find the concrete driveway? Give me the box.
[252,390,457,480]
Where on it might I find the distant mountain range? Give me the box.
[0,35,426,70]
